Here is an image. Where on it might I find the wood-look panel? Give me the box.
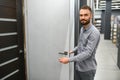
[0,35,18,48]
[0,48,18,64]
[5,72,19,80]
[0,21,17,33]
[0,0,25,79]
[0,6,16,18]
[0,60,19,79]
[0,0,16,8]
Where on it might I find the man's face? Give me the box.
[79,9,92,25]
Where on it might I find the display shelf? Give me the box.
[94,18,101,32]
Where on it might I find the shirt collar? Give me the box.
[83,23,92,32]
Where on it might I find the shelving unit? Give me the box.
[94,18,101,32]
[111,24,117,43]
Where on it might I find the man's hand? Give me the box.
[59,57,69,64]
[68,50,74,54]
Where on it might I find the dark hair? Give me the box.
[80,5,92,13]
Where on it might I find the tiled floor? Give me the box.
[95,34,120,80]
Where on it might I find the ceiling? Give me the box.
[95,0,120,10]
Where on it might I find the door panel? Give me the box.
[0,48,18,63]
[0,0,16,8]
[0,21,17,33]
[0,35,18,48]
[0,0,16,18]
[25,0,71,80]
[0,0,25,80]
[0,60,19,79]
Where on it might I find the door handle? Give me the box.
[58,51,68,55]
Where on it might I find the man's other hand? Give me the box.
[59,57,69,64]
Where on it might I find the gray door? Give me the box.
[25,0,74,80]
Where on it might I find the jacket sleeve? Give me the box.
[69,31,100,62]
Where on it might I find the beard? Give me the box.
[80,19,90,25]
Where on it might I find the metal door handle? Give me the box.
[58,51,68,55]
